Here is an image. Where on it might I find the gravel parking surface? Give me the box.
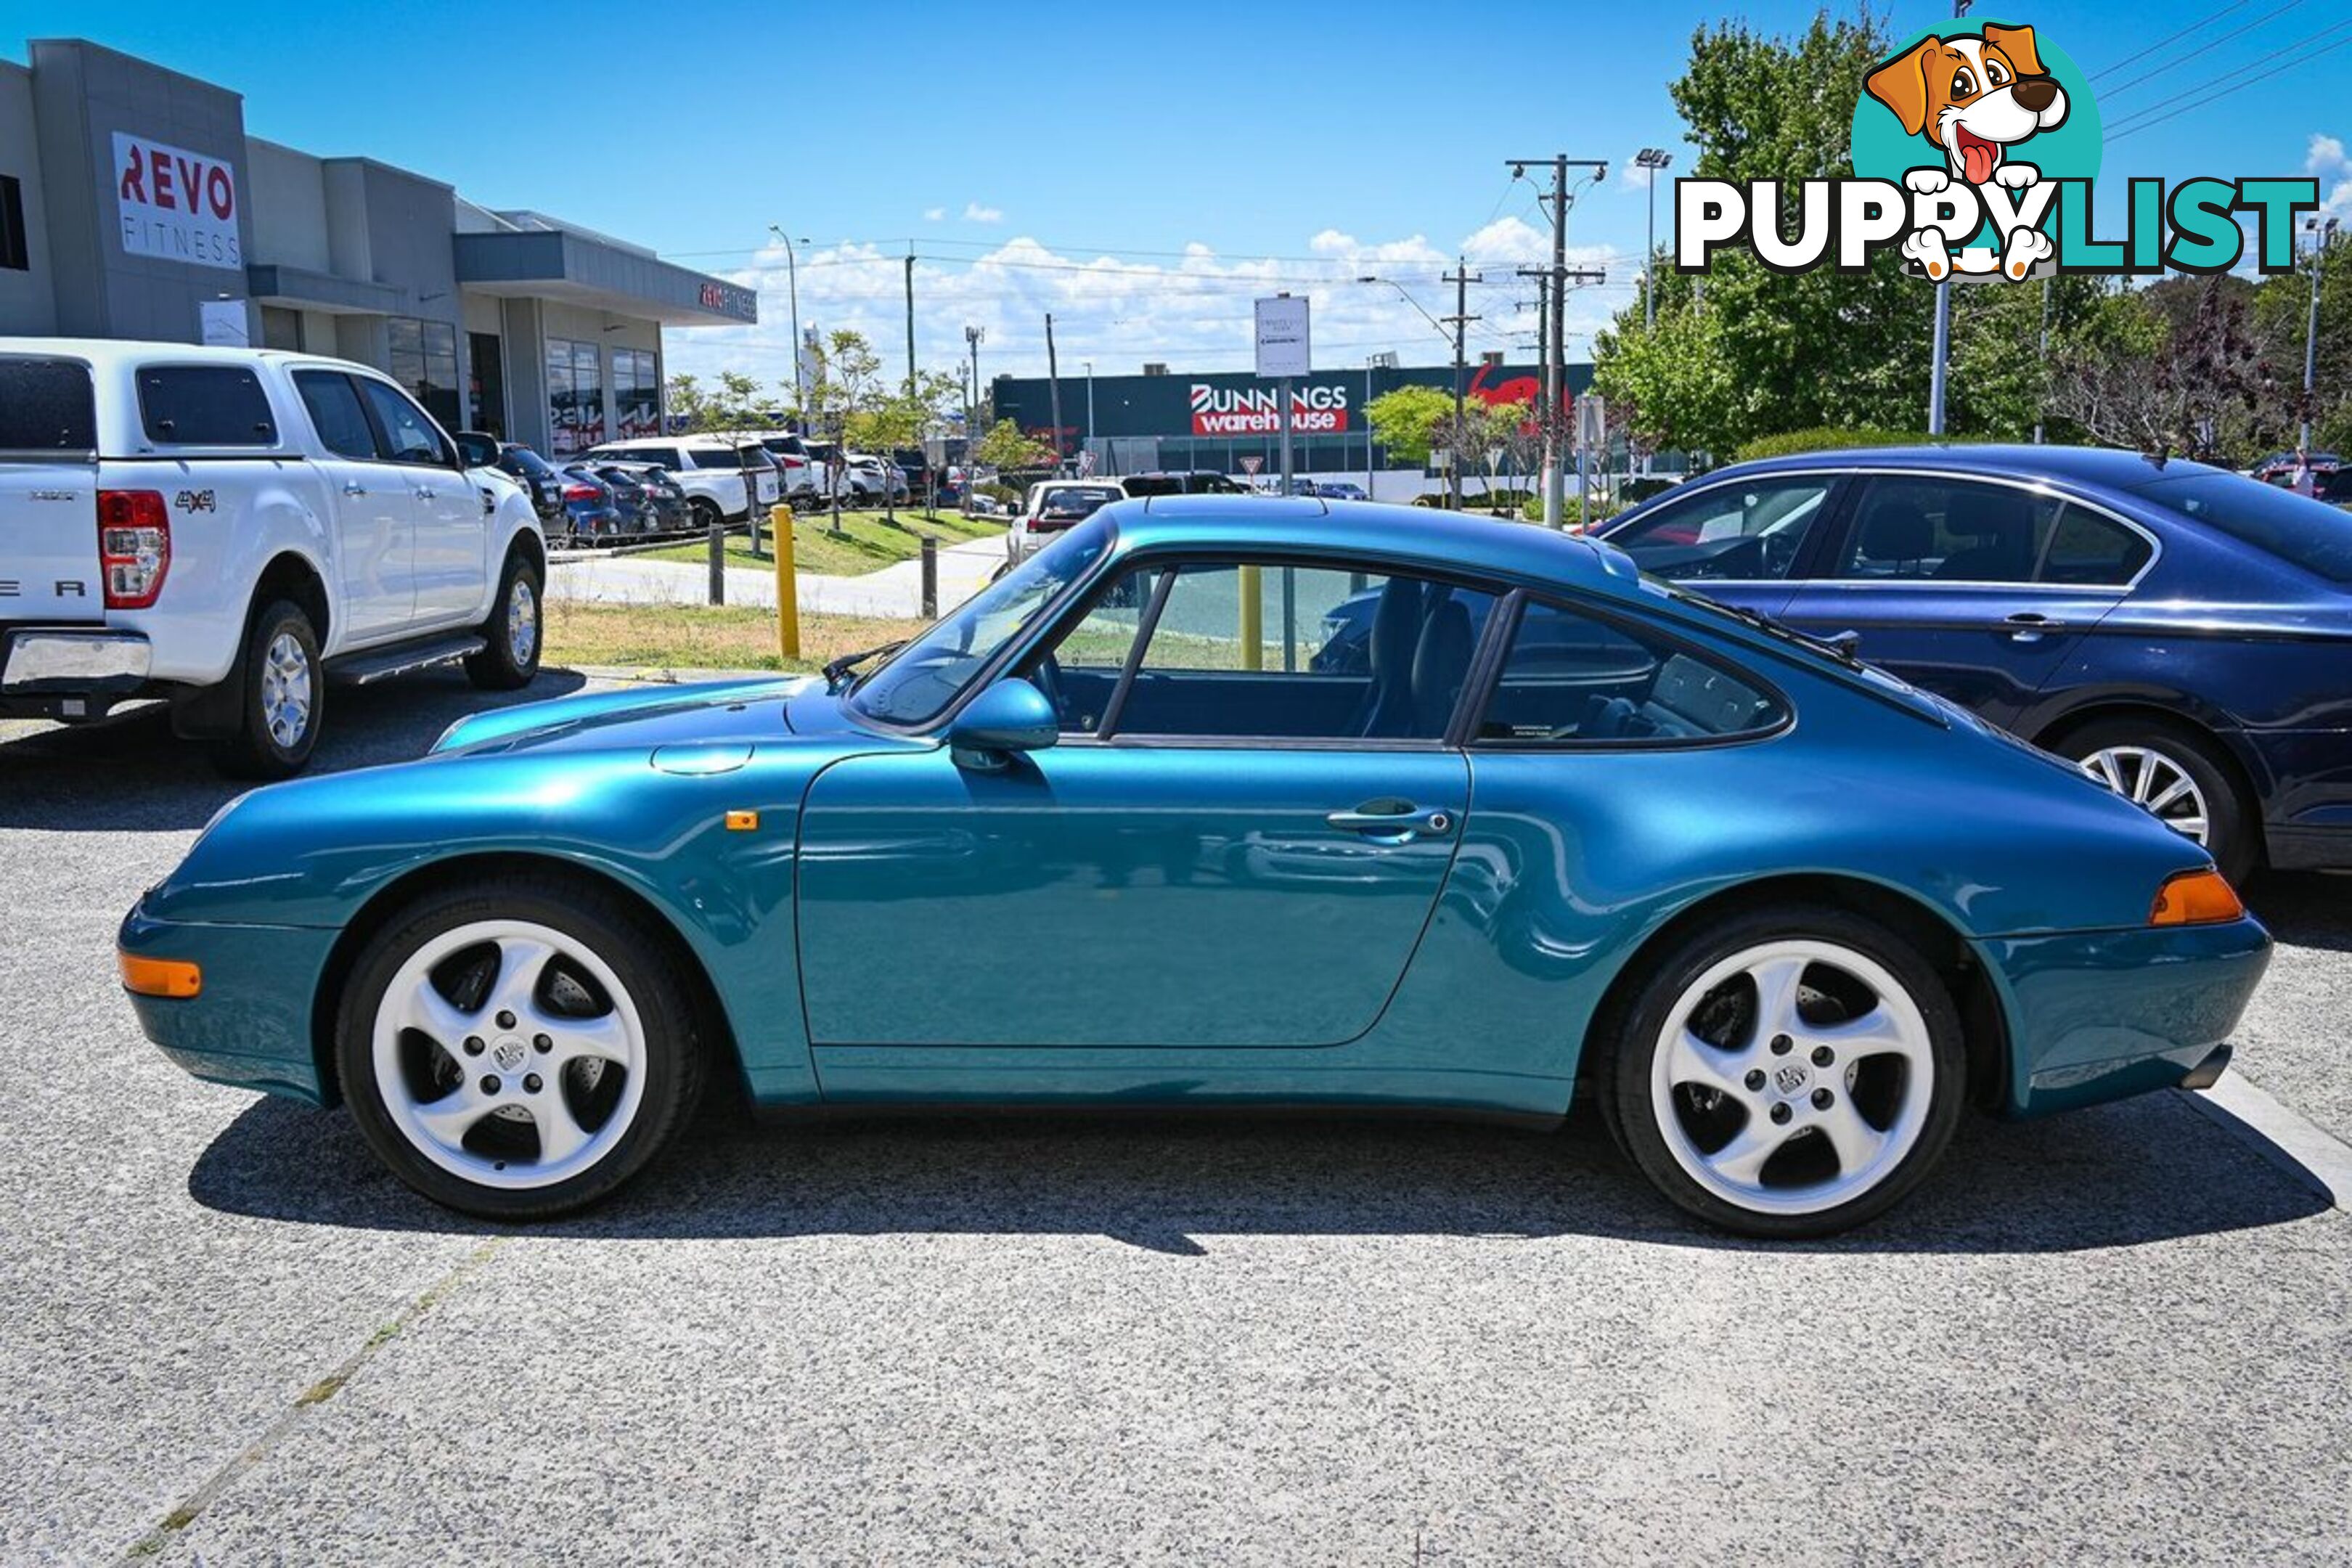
[2,674,2347,1564]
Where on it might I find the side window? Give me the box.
[1606,478,1834,581]
[1836,477,2085,584]
[293,371,380,460]
[2039,504,2152,586]
[1479,599,1786,744]
[1061,561,1495,741]
[355,378,449,466]
[137,366,279,446]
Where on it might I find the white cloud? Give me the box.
[964,202,1005,223]
[666,219,1641,391]
[2308,133,2351,225]
[923,206,946,221]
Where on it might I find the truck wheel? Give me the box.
[689,497,723,534]
[467,550,544,690]
[212,599,324,780]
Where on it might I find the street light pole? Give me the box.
[2303,217,2339,452]
[1927,0,1971,437]
[964,324,984,515]
[767,226,805,427]
[1636,148,1673,329]
[1083,359,1095,471]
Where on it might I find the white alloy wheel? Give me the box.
[371,919,648,1189]
[260,631,314,748]
[2076,744,2210,846]
[1649,939,1935,1217]
[506,576,539,667]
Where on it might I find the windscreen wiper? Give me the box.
[1685,593,1863,666]
[823,640,907,692]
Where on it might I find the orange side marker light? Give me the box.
[2149,869,2244,927]
[120,952,203,999]
[725,810,760,832]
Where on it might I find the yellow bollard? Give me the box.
[771,503,799,661]
[1238,565,1262,671]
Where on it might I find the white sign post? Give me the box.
[1254,295,1310,495]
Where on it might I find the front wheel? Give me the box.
[211,597,323,780]
[335,876,706,1219]
[466,550,543,690]
[2053,718,2253,883]
[1598,906,1965,1238]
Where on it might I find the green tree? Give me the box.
[974,417,1055,474]
[1363,385,1455,465]
[1593,301,1740,458]
[666,372,716,434]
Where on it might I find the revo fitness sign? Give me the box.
[113,133,240,271]
[1191,383,1351,436]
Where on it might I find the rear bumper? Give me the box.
[0,627,152,717]
[118,901,340,1106]
[1984,915,2272,1117]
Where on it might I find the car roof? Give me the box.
[1701,443,2239,494]
[0,336,370,373]
[1106,495,1628,595]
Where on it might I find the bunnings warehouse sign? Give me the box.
[995,362,1590,446]
[1191,382,1351,435]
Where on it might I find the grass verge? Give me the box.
[642,506,1003,578]
[544,598,924,674]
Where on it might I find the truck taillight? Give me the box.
[97,491,171,609]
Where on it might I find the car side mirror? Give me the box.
[454,432,497,469]
[947,678,1058,769]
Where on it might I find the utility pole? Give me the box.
[1084,359,1095,471]
[903,250,918,396]
[1928,0,1971,437]
[1442,257,1481,510]
[1636,149,1673,328]
[2303,217,2339,452]
[769,226,805,427]
[1518,261,1605,520]
[2033,278,2051,445]
[963,325,984,515]
[1508,154,1606,527]
[1045,313,1063,475]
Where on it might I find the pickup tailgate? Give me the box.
[0,356,105,624]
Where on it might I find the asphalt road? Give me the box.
[1,675,2348,1564]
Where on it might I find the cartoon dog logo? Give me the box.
[1865,23,2068,280]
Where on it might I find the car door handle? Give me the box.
[2004,612,2067,642]
[414,486,437,501]
[1326,802,1455,838]
[342,482,368,497]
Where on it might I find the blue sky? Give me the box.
[12,1,2348,385]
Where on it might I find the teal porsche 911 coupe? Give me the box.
[121,499,2269,1237]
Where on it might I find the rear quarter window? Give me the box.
[0,359,97,452]
[137,365,279,446]
[2132,472,2352,584]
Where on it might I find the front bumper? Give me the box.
[1985,915,2272,1117]
[118,901,342,1106]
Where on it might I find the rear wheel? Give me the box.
[335,876,705,1219]
[1598,905,1965,1238]
[2052,718,2253,882]
[211,597,323,779]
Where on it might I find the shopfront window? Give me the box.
[389,317,460,433]
[613,348,661,441]
[546,338,605,454]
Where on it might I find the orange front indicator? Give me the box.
[2149,869,2245,927]
[119,952,203,999]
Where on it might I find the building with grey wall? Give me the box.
[0,38,754,454]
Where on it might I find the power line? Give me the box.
[2091,0,2253,81]
[2105,15,2352,139]
[2097,0,2302,94]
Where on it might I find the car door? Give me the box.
[291,369,414,640]
[795,555,1490,1051]
[356,377,482,624]
[1598,473,1846,620]
[1774,473,2152,727]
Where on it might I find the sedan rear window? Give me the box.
[0,359,98,452]
[2133,472,2352,584]
[138,366,279,446]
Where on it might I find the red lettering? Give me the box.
[149,148,175,210]
[174,157,203,214]
[118,146,146,203]
[205,165,233,220]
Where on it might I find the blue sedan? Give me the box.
[120,499,2268,1237]
[1597,446,2352,880]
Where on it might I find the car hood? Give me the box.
[432,676,824,758]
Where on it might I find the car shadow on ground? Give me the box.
[189,1087,2329,1255]
[2247,873,2352,955]
[0,667,591,833]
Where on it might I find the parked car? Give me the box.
[582,436,780,526]
[849,452,910,505]
[565,463,661,539]
[597,462,690,534]
[734,432,819,505]
[1595,444,2352,878]
[462,436,564,528]
[123,501,2266,1236]
[1007,479,1125,563]
[1119,470,1248,498]
[3,340,544,777]
[802,440,878,505]
[1318,481,1369,501]
[551,467,629,545]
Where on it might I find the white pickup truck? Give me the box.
[0,339,547,777]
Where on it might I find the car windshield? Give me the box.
[2133,471,2352,584]
[849,520,1112,727]
[1042,486,1120,518]
[502,447,557,478]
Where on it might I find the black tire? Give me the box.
[1595,904,1967,1240]
[211,597,324,780]
[335,874,706,1220]
[466,549,543,690]
[689,497,723,534]
[2050,717,2255,883]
